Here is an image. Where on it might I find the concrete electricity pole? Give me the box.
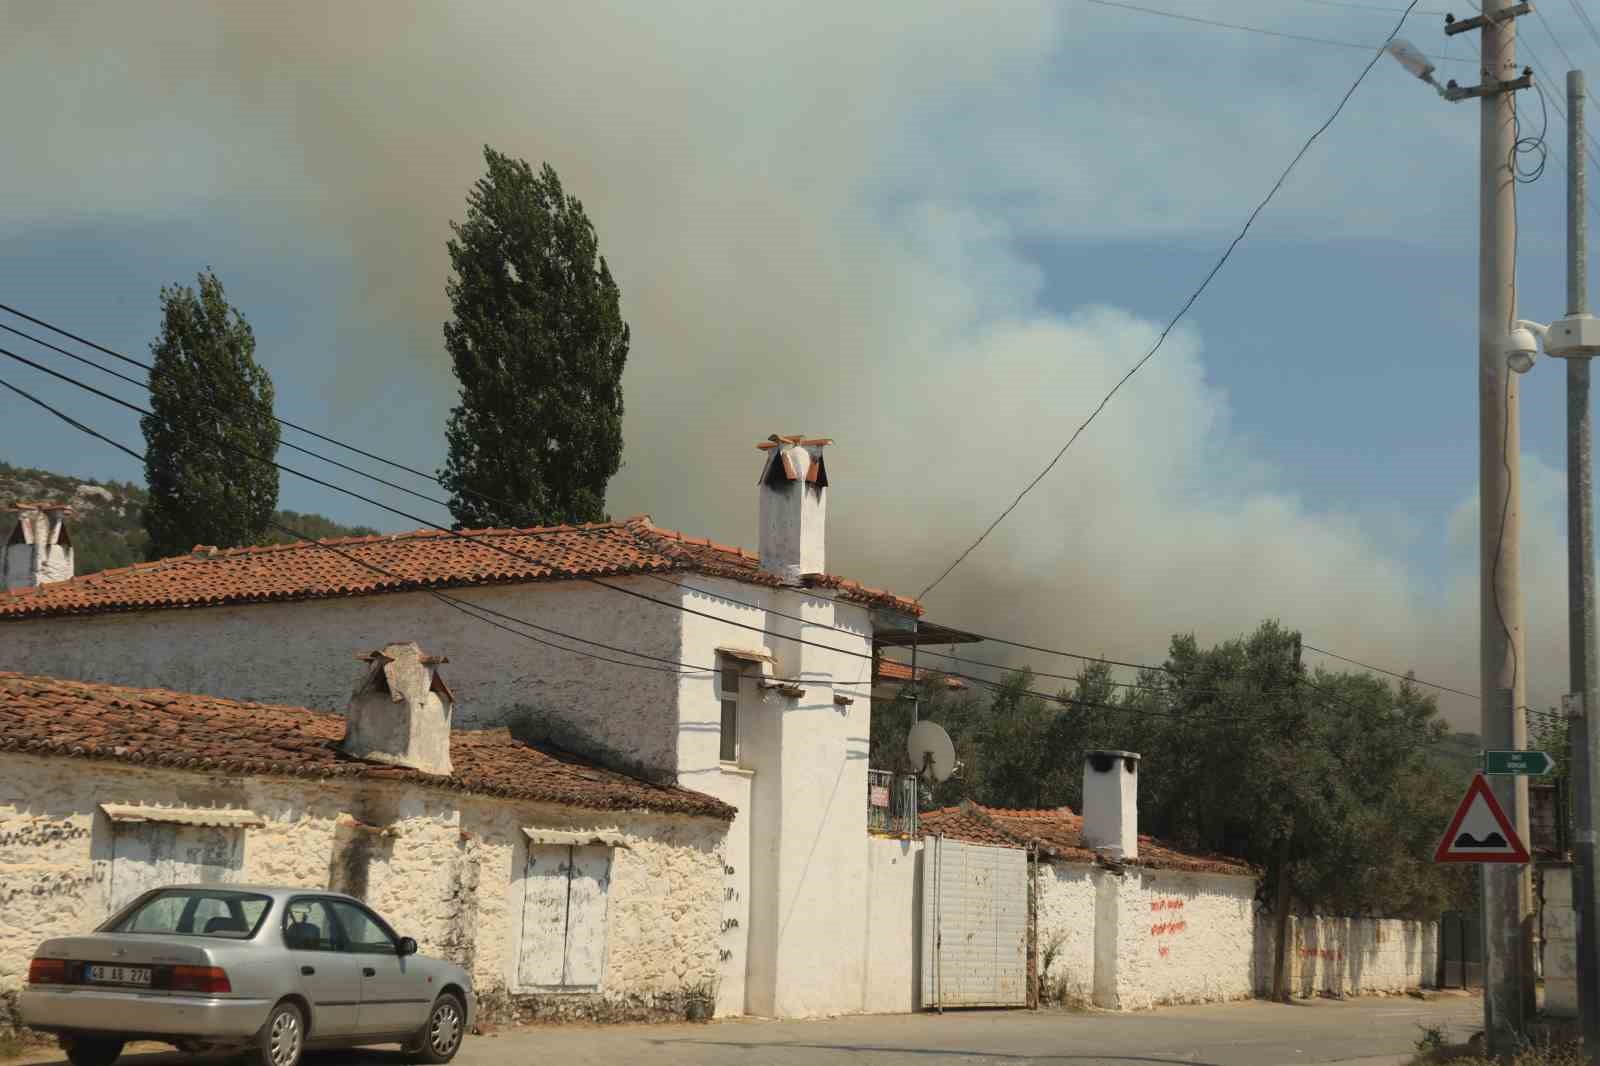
[1460,0,1534,1048]
[1398,4,1541,1049]
[1509,68,1600,1050]
[1561,67,1600,1054]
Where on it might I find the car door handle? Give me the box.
[300,966,315,976]
[363,967,376,977]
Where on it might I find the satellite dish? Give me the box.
[907,720,956,782]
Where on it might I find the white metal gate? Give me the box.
[921,836,1028,1008]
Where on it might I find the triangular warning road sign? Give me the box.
[1435,771,1530,864]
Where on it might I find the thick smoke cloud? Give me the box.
[4,1,1559,728]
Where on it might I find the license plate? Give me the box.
[86,965,151,987]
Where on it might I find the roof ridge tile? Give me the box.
[0,519,919,619]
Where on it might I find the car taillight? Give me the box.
[27,958,67,985]
[170,966,231,994]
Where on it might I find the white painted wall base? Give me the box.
[1542,865,1577,1018]
[862,837,923,1014]
[1253,915,1439,999]
[0,753,728,1025]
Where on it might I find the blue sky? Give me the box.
[4,0,1599,726]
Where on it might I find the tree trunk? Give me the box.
[1272,842,1293,1003]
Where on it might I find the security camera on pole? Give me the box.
[1389,1,1537,1051]
[1500,68,1600,1054]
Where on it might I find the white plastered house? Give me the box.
[0,644,736,1033]
[0,437,937,1019]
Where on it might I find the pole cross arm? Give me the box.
[1444,2,1533,36]
[1443,72,1534,102]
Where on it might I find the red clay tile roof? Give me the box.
[874,658,968,689]
[0,515,919,620]
[0,672,734,820]
[919,802,1256,877]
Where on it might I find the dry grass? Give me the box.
[1411,1043,1588,1065]
[0,1032,26,1062]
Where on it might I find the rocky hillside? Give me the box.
[0,461,380,577]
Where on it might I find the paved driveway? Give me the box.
[14,994,1481,1066]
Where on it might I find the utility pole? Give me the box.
[1396,6,1540,1048]
[1563,67,1600,1056]
[1449,0,1536,1049]
[1271,633,1305,1004]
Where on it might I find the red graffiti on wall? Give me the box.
[1299,948,1344,962]
[1158,946,1170,958]
[1149,898,1185,913]
[1150,919,1188,937]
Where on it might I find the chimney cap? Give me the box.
[355,645,450,667]
[9,501,75,514]
[756,435,833,451]
[1085,750,1141,774]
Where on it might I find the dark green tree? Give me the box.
[141,270,280,559]
[868,620,1475,920]
[440,147,629,528]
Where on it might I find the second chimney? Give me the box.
[757,435,831,583]
[342,642,455,775]
[1082,749,1140,860]
[4,502,74,592]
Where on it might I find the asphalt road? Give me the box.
[13,994,1482,1066]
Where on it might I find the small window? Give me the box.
[104,821,245,917]
[517,844,613,989]
[719,660,742,762]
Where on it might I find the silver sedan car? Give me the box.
[20,885,475,1066]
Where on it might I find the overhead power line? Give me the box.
[1076,0,1468,63]
[0,309,1206,681]
[11,344,1248,713]
[2,359,1306,725]
[916,0,1425,602]
[1296,0,1448,13]
[1302,643,1479,700]
[1457,0,1600,173]
[0,301,451,488]
[6,361,1267,717]
[2,307,1483,711]
[1569,0,1600,54]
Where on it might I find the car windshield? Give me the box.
[105,889,273,939]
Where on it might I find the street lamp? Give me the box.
[1386,39,1448,97]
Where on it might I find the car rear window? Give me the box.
[106,889,273,939]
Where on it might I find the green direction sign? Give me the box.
[1482,750,1555,776]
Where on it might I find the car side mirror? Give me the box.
[397,936,418,957]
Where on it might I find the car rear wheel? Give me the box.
[63,1037,125,1066]
[251,1000,306,1066]
[405,992,465,1064]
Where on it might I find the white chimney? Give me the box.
[1081,749,1140,860]
[757,435,831,583]
[342,642,456,776]
[4,502,74,592]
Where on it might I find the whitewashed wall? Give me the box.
[1036,862,1096,1005]
[0,578,685,779]
[1,567,912,1020]
[674,575,878,1018]
[1253,915,1438,999]
[1113,869,1258,1009]
[1543,865,1578,1017]
[860,837,922,1014]
[0,753,727,1027]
